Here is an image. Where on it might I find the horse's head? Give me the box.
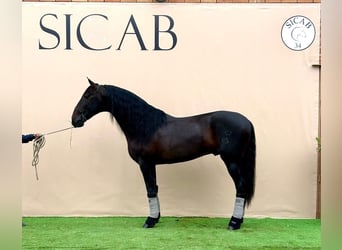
[72,78,106,128]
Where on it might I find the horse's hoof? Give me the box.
[228,216,243,230]
[143,215,160,228]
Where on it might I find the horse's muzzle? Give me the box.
[72,119,84,128]
[72,113,86,128]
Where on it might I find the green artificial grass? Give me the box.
[22,217,320,249]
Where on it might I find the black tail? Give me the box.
[244,122,256,207]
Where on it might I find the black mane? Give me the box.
[104,85,167,143]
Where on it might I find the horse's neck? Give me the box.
[104,86,144,135]
[104,85,167,142]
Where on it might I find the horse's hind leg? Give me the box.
[221,157,247,230]
[139,161,160,228]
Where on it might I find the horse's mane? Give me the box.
[104,85,167,143]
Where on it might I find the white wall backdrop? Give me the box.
[22,3,320,218]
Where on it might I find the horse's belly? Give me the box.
[150,136,215,164]
[142,118,218,164]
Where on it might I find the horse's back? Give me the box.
[168,110,252,143]
[170,110,253,153]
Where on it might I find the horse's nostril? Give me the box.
[72,118,84,128]
[76,120,84,127]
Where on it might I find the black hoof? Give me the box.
[143,214,160,228]
[228,216,243,230]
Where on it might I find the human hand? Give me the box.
[34,134,42,139]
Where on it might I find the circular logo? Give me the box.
[281,15,316,51]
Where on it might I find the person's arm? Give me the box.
[22,134,36,143]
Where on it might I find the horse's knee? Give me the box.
[147,185,158,198]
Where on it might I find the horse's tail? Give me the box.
[244,122,256,207]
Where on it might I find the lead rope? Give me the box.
[32,126,73,180]
[32,136,45,180]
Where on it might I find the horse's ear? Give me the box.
[87,77,96,86]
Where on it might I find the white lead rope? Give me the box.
[32,136,45,180]
[31,126,73,180]
[43,126,74,136]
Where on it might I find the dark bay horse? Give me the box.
[72,78,256,230]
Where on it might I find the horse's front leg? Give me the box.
[139,161,160,228]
